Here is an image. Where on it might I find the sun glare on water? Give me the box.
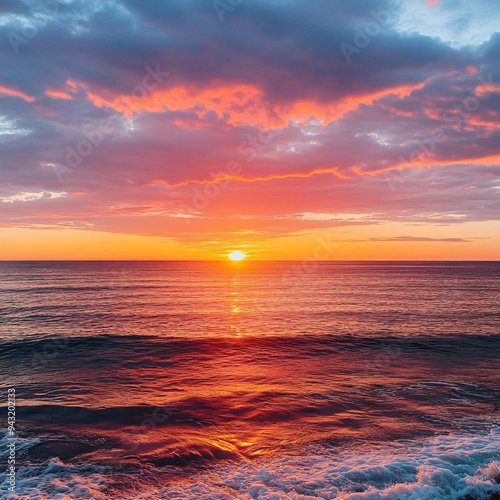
[228,251,246,261]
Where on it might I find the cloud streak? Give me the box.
[0,0,499,257]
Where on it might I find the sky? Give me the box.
[0,0,499,260]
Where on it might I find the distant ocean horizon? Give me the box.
[1,260,499,499]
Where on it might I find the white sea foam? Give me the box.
[1,428,499,499]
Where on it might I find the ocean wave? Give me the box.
[1,429,499,499]
[1,332,499,358]
[0,284,167,294]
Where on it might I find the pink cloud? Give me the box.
[0,84,35,102]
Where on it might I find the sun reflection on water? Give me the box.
[230,273,243,334]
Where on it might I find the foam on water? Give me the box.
[2,428,499,499]
[1,262,499,498]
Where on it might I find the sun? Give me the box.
[228,251,246,261]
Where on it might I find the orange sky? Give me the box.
[1,0,499,261]
[1,222,498,261]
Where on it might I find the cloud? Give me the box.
[398,0,500,48]
[0,191,67,203]
[0,84,35,102]
[357,236,470,243]
[0,0,498,246]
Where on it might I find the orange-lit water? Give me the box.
[0,261,499,498]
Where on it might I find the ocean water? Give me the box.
[0,261,499,499]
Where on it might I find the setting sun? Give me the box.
[228,251,246,261]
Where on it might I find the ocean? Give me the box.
[0,261,499,499]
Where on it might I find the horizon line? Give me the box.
[0,259,499,263]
